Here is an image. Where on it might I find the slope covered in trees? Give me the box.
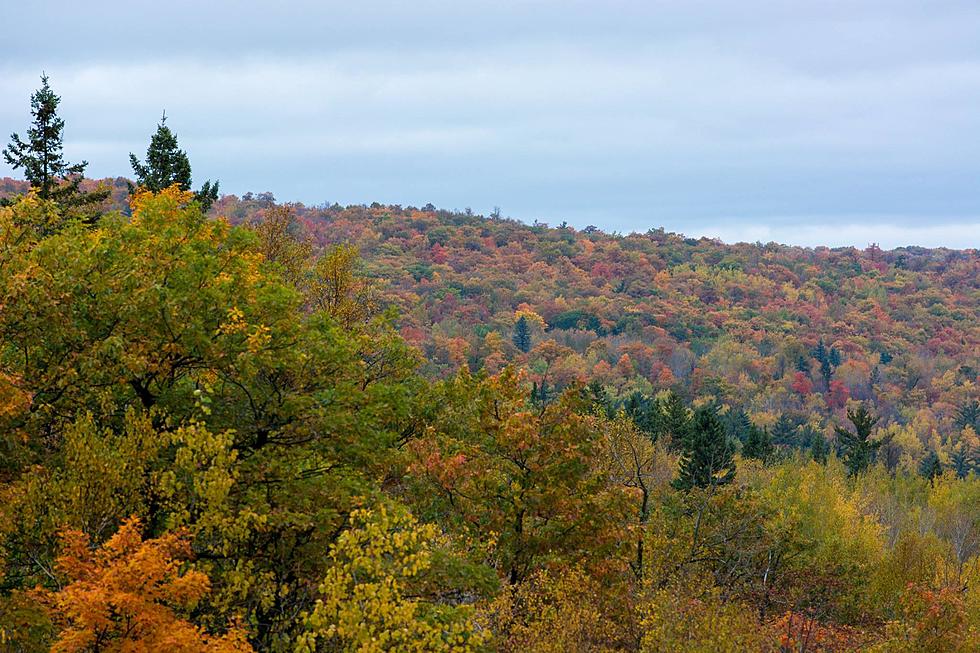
[213,195,980,475]
[2,75,980,651]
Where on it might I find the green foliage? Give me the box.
[741,425,773,463]
[2,74,107,222]
[130,112,219,211]
[512,315,531,353]
[673,405,736,490]
[835,404,886,476]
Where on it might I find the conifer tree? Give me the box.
[3,74,107,220]
[771,413,798,447]
[673,404,736,490]
[657,390,691,452]
[950,445,974,479]
[742,425,774,463]
[919,451,943,483]
[130,112,219,211]
[834,404,887,476]
[810,434,830,464]
[512,315,531,353]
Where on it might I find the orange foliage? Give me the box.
[48,517,252,653]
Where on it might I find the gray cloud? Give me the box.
[1,1,979,248]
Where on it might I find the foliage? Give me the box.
[47,516,252,652]
[130,113,219,211]
[2,75,107,220]
[296,505,486,653]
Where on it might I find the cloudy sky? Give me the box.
[2,1,980,248]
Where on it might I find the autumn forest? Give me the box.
[1,74,980,653]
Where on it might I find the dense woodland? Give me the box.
[1,76,980,652]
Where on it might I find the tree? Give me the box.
[512,315,531,353]
[3,74,107,222]
[673,404,736,491]
[655,390,691,452]
[408,368,629,585]
[130,112,219,211]
[48,516,252,653]
[810,434,830,464]
[296,505,486,653]
[919,451,943,483]
[742,425,774,463]
[956,400,980,431]
[834,404,885,476]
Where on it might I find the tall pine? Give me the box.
[835,404,887,476]
[3,74,107,221]
[673,404,736,490]
[512,316,531,353]
[130,112,219,211]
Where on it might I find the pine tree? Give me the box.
[725,407,752,443]
[656,390,691,452]
[919,451,943,483]
[834,404,887,476]
[130,112,219,211]
[951,446,973,479]
[3,74,107,221]
[771,413,798,447]
[810,434,830,464]
[955,400,980,431]
[512,315,531,353]
[673,404,736,491]
[742,425,774,463]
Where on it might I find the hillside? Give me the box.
[214,193,980,472]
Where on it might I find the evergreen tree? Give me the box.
[955,400,980,431]
[834,404,887,476]
[724,407,752,443]
[951,446,973,479]
[585,379,614,418]
[795,355,810,373]
[3,74,107,221]
[814,339,835,387]
[919,451,943,483]
[828,346,841,368]
[130,112,219,211]
[512,315,531,353]
[810,434,830,464]
[624,391,659,437]
[771,413,798,447]
[742,425,774,463]
[673,404,736,491]
[656,390,691,452]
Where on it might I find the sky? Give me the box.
[2,1,980,249]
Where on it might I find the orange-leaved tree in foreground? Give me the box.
[48,516,252,653]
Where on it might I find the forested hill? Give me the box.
[3,177,977,469]
[211,192,980,472]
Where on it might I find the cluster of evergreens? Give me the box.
[2,75,980,652]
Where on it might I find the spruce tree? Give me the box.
[130,112,219,211]
[951,446,973,479]
[742,425,774,463]
[834,404,887,476]
[725,407,752,443]
[771,413,798,447]
[657,390,691,452]
[955,400,980,431]
[810,434,830,464]
[673,404,736,491]
[512,316,531,353]
[919,451,943,483]
[3,74,107,220]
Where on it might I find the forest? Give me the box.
[1,77,980,652]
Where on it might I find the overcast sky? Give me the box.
[2,1,980,248]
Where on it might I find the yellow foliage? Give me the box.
[296,504,486,652]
